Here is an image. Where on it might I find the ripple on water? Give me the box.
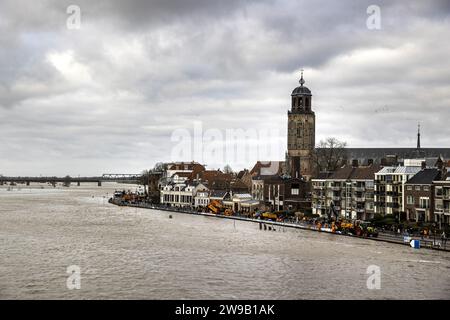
[1,183,450,299]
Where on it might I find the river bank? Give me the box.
[109,199,450,252]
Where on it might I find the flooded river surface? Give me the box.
[0,183,449,299]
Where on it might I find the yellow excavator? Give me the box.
[207,200,223,214]
[207,200,234,216]
[261,212,278,221]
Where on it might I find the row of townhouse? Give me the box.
[402,164,450,228]
[433,178,450,228]
[373,166,421,218]
[158,160,311,213]
[312,156,450,227]
[249,160,311,212]
[160,181,207,207]
[311,162,381,220]
[252,175,310,212]
[160,181,259,212]
[159,163,259,212]
[375,157,449,227]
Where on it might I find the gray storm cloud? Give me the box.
[0,0,449,176]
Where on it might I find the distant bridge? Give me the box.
[0,173,143,187]
[102,173,142,180]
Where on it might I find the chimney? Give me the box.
[352,159,359,167]
[368,159,374,166]
[421,161,426,170]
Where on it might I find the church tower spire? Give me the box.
[417,123,421,150]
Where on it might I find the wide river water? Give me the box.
[0,183,449,299]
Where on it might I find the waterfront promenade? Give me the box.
[110,200,450,252]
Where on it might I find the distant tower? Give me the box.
[417,123,421,150]
[287,70,315,180]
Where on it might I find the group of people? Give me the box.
[417,228,448,247]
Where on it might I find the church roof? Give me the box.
[345,148,450,164]
[291,70,311,96]
[291,86,311,96]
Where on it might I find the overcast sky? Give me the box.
[1,0,449,176]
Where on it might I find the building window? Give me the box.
[419,197,430,209]
[415,186,421,191]
[407,195,414,205]
[424,186,429,192]
[291,183,299,195]
[407,186,412,191]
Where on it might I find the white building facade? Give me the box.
[374,166,421,217]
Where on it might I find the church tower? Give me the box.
[287,71,315,180]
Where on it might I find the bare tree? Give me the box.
[152,162,165,173]
[223,164,233,175]
[313,137,347,172]
[140,169,149,197]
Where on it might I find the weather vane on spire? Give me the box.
[299,69,305,86]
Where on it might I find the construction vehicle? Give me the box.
[336,221,355,235]
[336,220,378,237]
[207,200,223,214]
[357,221,379,237]
[326,201,339,223]
[261,212,278,221]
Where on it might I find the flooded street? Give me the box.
[0,183,449,299]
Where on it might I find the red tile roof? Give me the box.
[329,164,382,180]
